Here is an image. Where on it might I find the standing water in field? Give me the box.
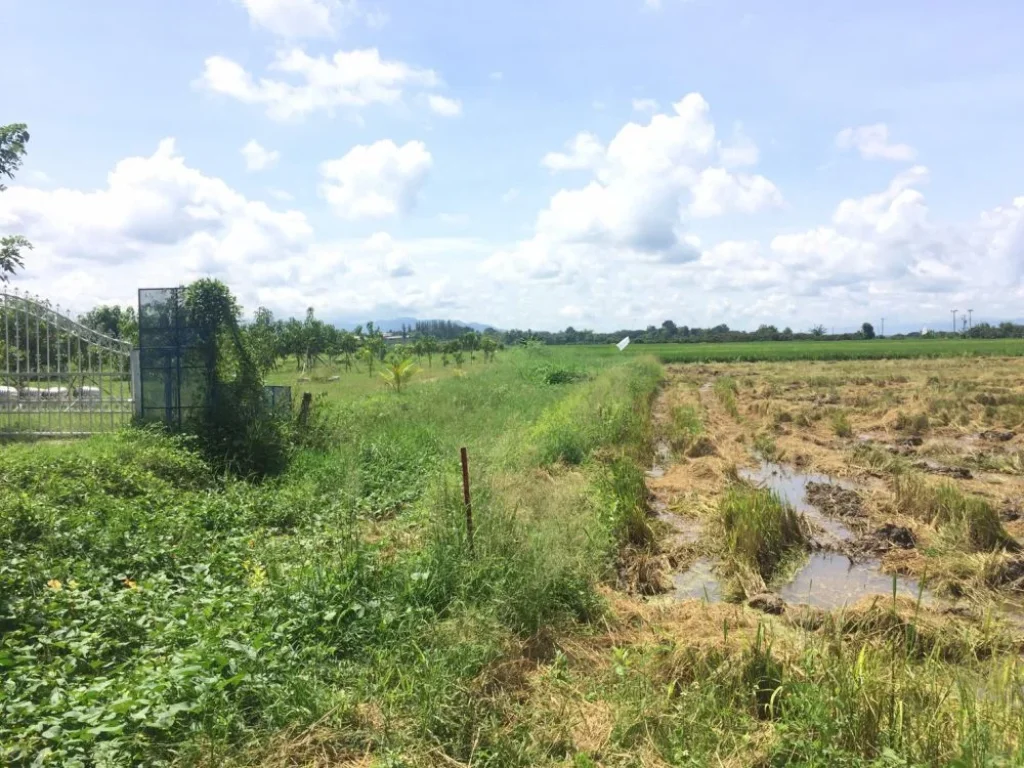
[668,460,929,610]
[739,462,857,545]
[738,461,932,609]
[780,553,926,609]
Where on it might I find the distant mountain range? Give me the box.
[332,316,495,333]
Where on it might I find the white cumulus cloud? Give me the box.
[489,93,782,280]
[199,48,441,121]
[427,94,462,117]
[319,139,432,219]
[836,123,916,162]
[237,0,337,38]
[241,140,280,171]
[541,132,606,171]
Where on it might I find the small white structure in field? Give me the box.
[43,386,69,400]
[616,336,631,351]
[77,386,102,401]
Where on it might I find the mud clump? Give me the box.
[747,592,786,615]
[992,557,1024,590]
[685,436,718,458]
[980,430,1015,442]
[1000,502,1021,523]
[912,460,973,480]
[854,523,916,554]
[806,481,864,518]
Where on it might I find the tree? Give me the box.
[861,322,875,340]
[481,336,498,362]
[358,346,376,377]
[461,331,480,361]
[809,325,827,337]
[421,335,438,367]
[337,331,359,371]
[245,306,279,375]
[380,358,418,393]
[1,123,31,282]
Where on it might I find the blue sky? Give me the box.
[3,0,1023,331]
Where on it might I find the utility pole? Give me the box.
[881,317,884,338]
[951,309,957,335]
[968,309,974,332]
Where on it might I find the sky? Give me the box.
[2,0,1023,332]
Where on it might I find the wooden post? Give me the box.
[460,446,474,555]
[298,392,312,428]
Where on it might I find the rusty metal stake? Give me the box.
[460,446,474,555]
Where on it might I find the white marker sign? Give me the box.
[616,336,631,351]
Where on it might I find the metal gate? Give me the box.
[1,288,133,436]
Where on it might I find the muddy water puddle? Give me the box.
[780,553,926,609]
[739,461,857,544]
[668,461,931,610]
[672,558,721,602]
[646,440,672,479]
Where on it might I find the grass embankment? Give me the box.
[645,338,1024,363]
[0,350,661,766]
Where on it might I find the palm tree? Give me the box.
[380,358,418,393]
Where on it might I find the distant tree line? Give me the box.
[75,303,1024,355]
[500,319,1024,345]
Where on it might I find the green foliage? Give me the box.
[531,361,660,466]
[714,376,740,419]
[601,456,653,548]
[894,411,930,433]
[180,279,290,478]
[753,431,782,462]
[831,410,853,437]
[720,485,807,584]
[533,364,588,385]
[0,123,31,281]
[893,475,1015,552]
[78,304,138,344]
[669,404,704,452]
[862,322,876,339]
[0,349,660,766]
[379,357,419,393]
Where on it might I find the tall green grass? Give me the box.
[719,485,808,587]
[893,475,1016,552]
[714,376,740,419]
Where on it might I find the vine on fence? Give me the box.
[182,279,289,477]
